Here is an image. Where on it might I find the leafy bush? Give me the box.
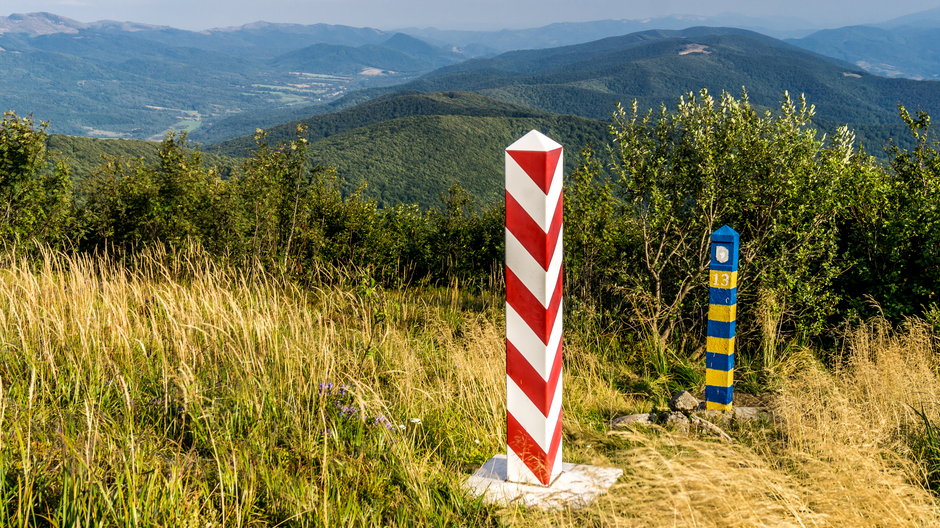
[0,112,73,246]
[565,90,885,356]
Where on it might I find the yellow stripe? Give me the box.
[709,270,738,289]
[706,401,733,411]
[707,336,735,355]
[708,303,737,322]
[706,368,734,387]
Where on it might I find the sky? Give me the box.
[4,0,940,31]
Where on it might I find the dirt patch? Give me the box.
[679,43,711,55]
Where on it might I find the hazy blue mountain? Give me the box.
[272,34,463,75]
[399,14,822,54]
[93,21,393,59]
[0,12,86,35]
[877,6,940,29]
[791,23,940,80]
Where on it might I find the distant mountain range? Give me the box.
[10,7,940,209]
[203,27,940,146]
[787,7,940,80]
[0,12,469,139]
[194,25,940,206]
[6,10,940,142]
[399,13,824,53]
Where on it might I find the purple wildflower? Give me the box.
[372,414,397,431]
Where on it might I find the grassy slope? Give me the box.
[211,91,555,155]
[48,134,237,179]
[208,91,607,208]
[0,250,938,525]
[47,134,160,176]
[305,113,607,207]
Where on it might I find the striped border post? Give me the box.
[505,130,564,486]
[705,225,740,411]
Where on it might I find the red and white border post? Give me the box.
[504,130,565,485]
[465,131,621,509]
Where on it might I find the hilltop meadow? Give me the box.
[3,90,940,525]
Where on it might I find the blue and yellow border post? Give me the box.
[705,225,739,411]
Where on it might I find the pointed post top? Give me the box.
[711,225,740,244]
[710,225,739,271]
[506,130,562,152]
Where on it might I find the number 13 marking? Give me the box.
[713,272,731,287]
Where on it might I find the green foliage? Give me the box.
[0,112,73,246]
[210,92,607,209]
[76,133,234,250]
[835,106,940,321]
[69,126,503,289]
[567,90,883,359]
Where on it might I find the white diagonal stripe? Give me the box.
[506,301,563,378]
[549,435,563,482]
[507,375,563,453]
[545,152,563,224]
[506,228,563,307]
[506,447,539,485]
[505,153,564,232]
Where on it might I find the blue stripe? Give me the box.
[706,384,734,405]
[709,287,737,305]
[707,319,736,339]
[706,352,734,371]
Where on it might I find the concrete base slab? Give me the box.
[464,454,622,510]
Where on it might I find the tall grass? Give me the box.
[0,248,511,526]
[0,249,937,526]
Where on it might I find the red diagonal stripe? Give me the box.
[507,148,562,194]
[505,191,564,270]
[506,265,563,344]
[507,409,564,485]
[506,338,563,417]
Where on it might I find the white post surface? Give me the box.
[504,130,564,486]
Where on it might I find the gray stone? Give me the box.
[669,391,700,413]
[611,413,653,428]
[695,409,733,425]
[732,406,769,422]
[663,411,691,432]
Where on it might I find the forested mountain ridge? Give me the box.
[345,27,940,126]
[211,91,555,154]
[211,91,605,207]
